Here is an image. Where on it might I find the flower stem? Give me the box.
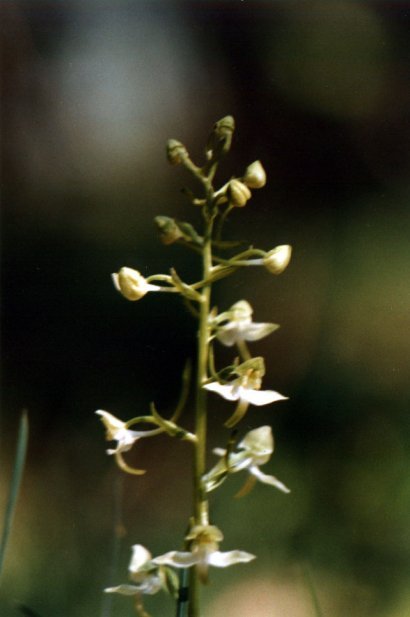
[188,191,215,617]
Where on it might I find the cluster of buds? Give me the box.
[97,116,293,617]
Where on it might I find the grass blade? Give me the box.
[0,411,29,579]
[302,563,324,617]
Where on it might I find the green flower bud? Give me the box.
[166,139,188,165]
[227,179,252,207]
[242,160,266,189]
[206,115,235,160]
[154,216,183,245]
[263,245,292,275]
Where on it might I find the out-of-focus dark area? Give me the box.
[1,1,410,616]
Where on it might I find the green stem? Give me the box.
[188,189,215,617]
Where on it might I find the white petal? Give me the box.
[216,324,239,347]
[250,466,290,493]
[111,273,121,292]
[104,584,142,596]
[95,409,125,431]
[208,550,256,568]
[227,453,254,472]
[152,551,198,568]
[242,388,287,406]
[212,447,226,457]
[129,545,152,573]
[211,450,253,473]
[242,322,279,342]
[203,382,240,402]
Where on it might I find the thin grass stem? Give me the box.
[0,411,29,581]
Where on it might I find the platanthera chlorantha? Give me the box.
[96,116,292,617]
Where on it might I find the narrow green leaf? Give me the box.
[302,563,324,617]
[0,411,29,579]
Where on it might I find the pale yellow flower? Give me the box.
[153,525,255,584]
[112,267,160,301]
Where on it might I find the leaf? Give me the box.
[0,411,29,580]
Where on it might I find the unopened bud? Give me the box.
[263,245,292,275]
[242,160,266,189]
[154,216,183,245]
[206,115,235,160]
[166,139,188,165]
[227,179,252,207]
[112,267,151,301]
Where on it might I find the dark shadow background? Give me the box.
[1,2,410,616]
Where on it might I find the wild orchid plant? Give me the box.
[96,116,292,617]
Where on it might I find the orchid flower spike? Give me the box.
[112,267,160,301]
[203,357,287,427]
[215,300,279,347]
[152,524,255,584]
[203,426,290,494]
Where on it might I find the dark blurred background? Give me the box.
[1,1,410,616]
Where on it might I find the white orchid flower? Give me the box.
[203,426,290,494]
[215,300,279,347]
[203,357,287,427]
[95,410,142,455]
[104,544,165,597]
[96,410,163,475]
[112,267,160,301]
[152,525,255,584]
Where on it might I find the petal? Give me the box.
[212,447,254,472]
[104,584,142,596]
[129,545,152,573]
[96,409,124,431]
[242,388,288,406]
[212,447,226,457]
[208,550,256,568]
[227,453,254,472]
[238,426,273,456]
[203,382,240,402]
[242,322,279,342]
[216,325,240,347]
[250,466,290,493]
[152,551,198,568]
